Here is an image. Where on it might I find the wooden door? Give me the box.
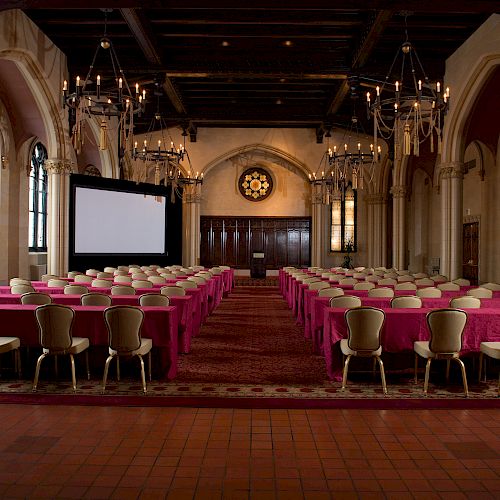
[462,222,479,285]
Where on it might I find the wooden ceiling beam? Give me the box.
[167,71,348,80]
[326,9,393,117]
[119,8,186,115]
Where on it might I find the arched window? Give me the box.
[330,185,357,252]
[29,143,48,252]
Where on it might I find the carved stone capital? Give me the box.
[390,185,408,199]
[183,192,202,204]
[439,161,464,180]
[44,158,74,175]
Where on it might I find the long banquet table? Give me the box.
[322,307,500,381]
[0,304,179,379]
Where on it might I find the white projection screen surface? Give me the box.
[74,187,166,254]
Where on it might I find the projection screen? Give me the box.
[74,186,166,254]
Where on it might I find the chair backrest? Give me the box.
[41,274,58,283]
[452,278,470,287]
[397,275,415,283]
[176,280,197,289]
[9,278,31,286]
[345,307,385,353]
[353,272,366,280]
[416,287,442,298]
[145,270,159,277]
[113,270,128,277]
[21,292,52,305]
[147,276,166,285]
[437,282,460,291]
[188,276,207,285]
[481,282,500,291]
[391,295,422,309]
[131,273,148,280]
[368,287,394,298]
[303,277,321,284]
[365,275,379,283]
[35,304,75,351]
[111,285,136,295]
[426,308,468,354]
[80,292,112,306]
[431,275,448,283]
[466,287,492,298]
[104,306,144,354]
[339,278,358,285]
[117,266,130,272]
[160,273,177,280]
[47,279,68,288]
[378,278,396,286]
[318,287,344,298]
[173,270,187,277]
[139,293,170,307]
[353,282,375,290]
[85,269,100,277]
[415,278,434,286]
[97,272,113,279]
[132,280,153,289]
[91,279,112,288]
[67,271,83,279]
[412,273,428,279]
[64,284,89,295]
[11,284,35,294]
[160,286,186,297]
[104,267,117,274]
[329,295,362,308]
[449,296,481,309]
[114,275,133,283]
[309,281,330,291]
[74,274,93,283]
[210,267,223,275]
[383,273,398,279]
[395,282,417,291]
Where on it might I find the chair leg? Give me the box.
[17,349,21,378]
[116,356,120,381]
[32,353,48,392]
[69,354,76,392]
[423,358,432,395]
[85,350,90,380]
[372,357,377,380]
[454,357,469,398]
[446,359,451,383]
[341,354,352,391]
[478,352,483,383]
[414,354,419,384]
[138,354,147,394]
[102,355,114,393]
[54,355,58,378]
[376,356,388,395]
[148,351,152,382]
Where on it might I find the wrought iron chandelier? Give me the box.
[310,113,379,203]
[129,82,203,191]
[62,9,144,157]
[365,14,450,160]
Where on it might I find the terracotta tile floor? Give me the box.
[0,405,498,499]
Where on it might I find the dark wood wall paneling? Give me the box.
[200,216,311,269]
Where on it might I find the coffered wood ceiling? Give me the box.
[3,1,498,139]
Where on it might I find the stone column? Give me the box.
[440,162,464,280]
[365,193,388,268]
[310,183,324,268]
[390,185,408,270]
[182,183,202,267]
[44,158,73,277]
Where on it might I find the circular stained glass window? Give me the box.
[238,167,273,202]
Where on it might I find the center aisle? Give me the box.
[176,285,329,385]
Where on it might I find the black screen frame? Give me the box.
[69,174,182,271]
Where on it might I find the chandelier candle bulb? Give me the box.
[63,80,67,92]
[96,75,101,99]
[135,83,139,95]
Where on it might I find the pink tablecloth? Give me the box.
[309,294,500,354]
[322,307,500,381]
[0,304,178,379]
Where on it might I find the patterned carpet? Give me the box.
[0,285,498,406]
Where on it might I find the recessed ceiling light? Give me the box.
[276,99,282,105]
[221,40,230,47]
[279,78,286,83]
[284,40,293,47]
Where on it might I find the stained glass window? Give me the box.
[330,185,356,252]
[29,143,48,252]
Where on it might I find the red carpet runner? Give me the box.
[176,286,329,385]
